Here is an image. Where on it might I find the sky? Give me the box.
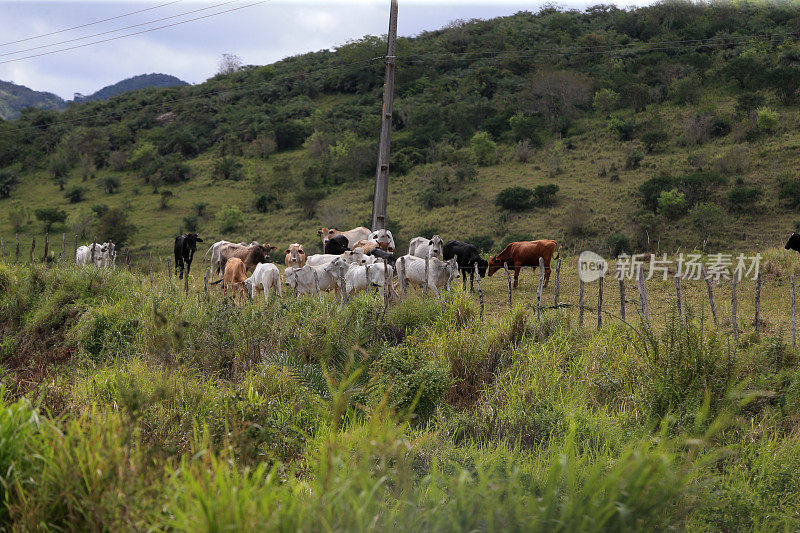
[0,0,655,100]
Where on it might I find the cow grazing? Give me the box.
[284,243,306,268]
[285,264,340,295]
[366,248,395,266]
[324,258,397,298]
[220,243,276,274]
[368,229,395,251]
[210,257,248,302]
[324,235,350,255]
[443,240,488,292]
[396,255,459,297]
[351,239,381,253]
[408,235,444,259]
[487,239,559,288]
[245,262,282,302]
[75,243,107,266]
[317,226,371,248]
[174,233,203,280]
[786,233,800,252]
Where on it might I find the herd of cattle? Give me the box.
[71,226,560,302]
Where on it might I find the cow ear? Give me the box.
[284,249,290,254]
[270,246,277,251]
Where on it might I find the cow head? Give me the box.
[487,256,503,277]
[285,267,298,289]
[446,258,460,280]
[429,235,444,259]
[285,243,306,267]
[185,233,203,247]
[244,277,255,299]
[255,243,277,263]
[475,257,489,277]
[370,229,395,252]
[786,233,800,252]
[317,227,338,245]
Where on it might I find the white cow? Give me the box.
[305,249,369,267]
[98,241,116,268]
[285,264,340,295]
[75,243,107,266]
[396,255,459,297]
[368,229,396,251]
[408,235,444,259]
[324,258,396,297]
[244,263,282,302]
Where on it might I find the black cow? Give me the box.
[443,240,488,292]
[366,247,395,266]
[786,233,800,252]
[174,233,203,280]
[324,234,350,255]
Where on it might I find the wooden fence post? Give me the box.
[731,268,739,341]
[618,266,626,321]
[754,270,762,333]
[29,236,35,264]
[675,274,682,321]
[149,252,154,289]
[637,265,649,322]
[399,256,407,296]
[503,262,512,310]
[73,235,78,263]
[43,232,49,263]
[383,258,390,305]
[424,256,430,297]
[15,234,20,264]
[597,275,603,330]
[167,258,172,279]
[578,278,585,327]
[184,267,189,294]
[792,274,797,349]
[554,257,561,306]
[61,233,65,263]
[91,239,96,269]
[474,263,484,322]
[125,248,131,271]
[536,257,545,320]
[204,268,209,300]
[702,265,718,327]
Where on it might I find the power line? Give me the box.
[0,1,268,66]
[0,0,182,47]
[0,0,243,58]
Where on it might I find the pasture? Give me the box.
[2,246,800,530]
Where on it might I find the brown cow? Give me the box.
[220,243,276,273]
[487,240,559,288]
[211,257,248,303]
[284,243,306,268]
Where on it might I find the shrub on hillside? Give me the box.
[625,149,644,169]
[656,189,688,220]
[508,114,545,143]
[677,171,727,205]
[7,204,29,232]
[779,178,800,209]
[640,173,676,212]
[670,76,701,105]
[91,204,109,218]
[495,187,534,211]
[454,161,478,182]
[592,88,619,114]
[65,186,86,203]
[466,235,494,254]
[735,93,765,117]
[213,156,243,181]
[469,131,498,166]
[690,202,725,239]
[606,232,631,257]
[500,232,534,247]
[34,207,67,232]
[513,139,534,163]
[608,116,635,141]
[727,186,764,211]
[254,193,279,213]
[97,207,136,245]
[102,176,120,194]
[182,215,199,232]
[0,170,19,199]
[641,130,669,153]
[565,204,594,237]
[158,156,192,184]
[294,189,327,217]
[216,205,245,232]
[533,184,559,206]
[756,107,778,133]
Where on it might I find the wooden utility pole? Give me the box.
[370,0,398,231]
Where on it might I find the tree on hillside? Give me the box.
[96,207,136,245]
[526,70,591,128]
[34,207,67,232]
[218,53,242,75]
[7,204,30,232]
[0,169,19,198]
[48,154,69,190]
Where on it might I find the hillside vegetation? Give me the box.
[3,2,800,258]
[0,80,64,120]
[73,73,189,103]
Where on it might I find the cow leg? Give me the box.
[514,265,521,288]
[185,260,191,282]
[470,268,475,293]
[544,264,551,286]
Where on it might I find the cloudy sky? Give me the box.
[0,0,653,99]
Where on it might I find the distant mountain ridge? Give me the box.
[73,73,189,103]
[0,80,64,120]
[0,73,189,119]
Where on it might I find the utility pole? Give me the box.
[370,0,398,231]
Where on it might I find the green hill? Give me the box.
[73,73,189,103]
[2,2,800,257]
[0,80,64,120]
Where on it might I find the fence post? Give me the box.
[536,257,545,320]
[399,256,407,296]
[339,263,347,304]
[675,274,682,321]
[61,233,65,263]
[618,266,626,321]
[149,252,154,289]
[702,265,718,327]
[754,269,762,333]
[43,232,49,263]
[15,234,20,264]
[91,238,96,269]
[578,278,585,327]
[503,262,512,310]
[597,275,603,330]
[184,266,189,294]
[29,236,35,264]
[731,268,739,341]
[167,258,172,279]
[792,274,797,349]
[204,268,209,300]
[73,235,78,263]
[474,263,484,322]
[125,248,131,271]
[553,257,561,306]
[383,258,390,304]
[636,265,649,322]
[423,256,430,296]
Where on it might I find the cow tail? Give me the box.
[554,241,560,260]
[204,244,214,259]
